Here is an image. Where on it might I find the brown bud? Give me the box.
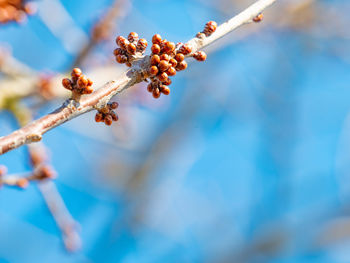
[162,78,172,86]
[62,78,72,90]
[147,83,154,92]
[95,112,103,122]
[160,85,170,95]
[83,86,93,94]
[158,72,168,82]
[116,54,128,64]
[110,112,118,121]
[126,62,132,67]
[193,51,207,61]
[160,54,170,61]
[77,75,88,88]
[149,66,159,76]
[158,60,170,72]
[128,32,139,43]
[152,34,162,45]
[169,58,178,67]
[137,38,148,52]
[113,48,123,56]
[152,87,161,98]
[166,67,176,76]
[253,13,263,22]
[176,61,188,71]
[151,44,161,54]
[104,115,113,126]
[127,43,136,55]
[150,55,160,65]
[116,36,125,45]
[109,102,119,109]
[100,106,109,114]
[178,44,192,55]
[196,32,206,39]
[164,41,175,54]
[204,21,217,36]
[83,86,94,94]
[117,37,129,50]
[175,53,185,62]
[71,68,82,78]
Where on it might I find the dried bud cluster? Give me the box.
[62,68,93,99]
[114,32,148,67]
[253,13,263,23]
[0,0,35,24]
[95,102,119,126]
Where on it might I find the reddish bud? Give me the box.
[169,58,178,67]
[253,13,263,22]
[127,43,136,55]
[160,54,170,62]
[158,72,168,82]
[152,87,161,98]
[151,44,161,54]
[137,38,148,52]
[62,78,72,90]
[166,67,176,76]
[95,112,103,122]
[104,115,113,126]
[158,60,170,72]
[128,32,139,43]
[175,53,185,62]
[149,66,159,76]
[160,85,170,95]
[176,61,188,71]
[151,55,160,65]
[193,51,207,61]
[178,44,192,55]
[152,34,162,45]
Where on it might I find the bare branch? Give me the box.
[0,0,277,155]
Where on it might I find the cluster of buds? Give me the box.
[196,21,217,38]
[95,102,119,126]
[146,20,215,98]
[62,68,93,100]
[0,0,35,24]
[114,32,148,67]
[147,34,186,98]
[253,13,263,23]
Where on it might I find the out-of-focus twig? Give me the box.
[38,180,82,252]
[37,0,88,54]
[72,0,131,67]
[7,101,82,252]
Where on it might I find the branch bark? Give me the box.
[0,0,277,155]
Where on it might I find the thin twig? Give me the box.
[72,0,130,67]
[4,101,82,251]
[0,0,277,155]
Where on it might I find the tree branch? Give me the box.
[0,0,277,155]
